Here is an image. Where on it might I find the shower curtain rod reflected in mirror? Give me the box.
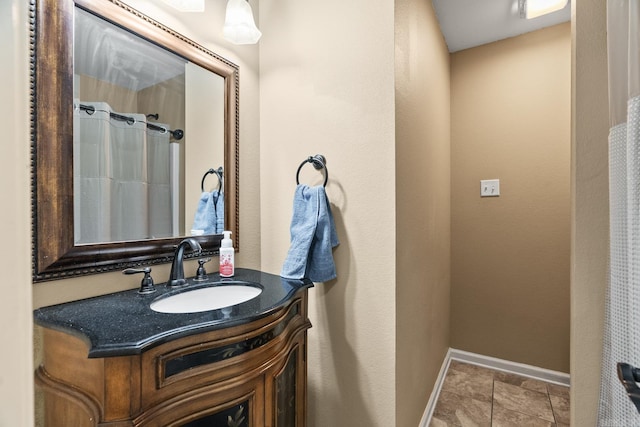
[74,100,180,244]
[78,103,184,140]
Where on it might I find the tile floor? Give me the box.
[430,360,570,427]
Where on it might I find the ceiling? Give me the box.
[431,0,571,53]
[75,8,186,92]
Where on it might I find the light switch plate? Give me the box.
[481,179,500,197]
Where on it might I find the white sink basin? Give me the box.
[150,284,262,314]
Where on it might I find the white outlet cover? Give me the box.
[480,179,500,197]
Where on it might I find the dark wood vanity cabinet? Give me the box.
[36,293,310,427]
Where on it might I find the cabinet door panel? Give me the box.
[266,335,306,427]
[275,347,298,427]
[180,399,249,427]
[135,376,264,427]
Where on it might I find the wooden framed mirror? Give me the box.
[31,0,239,282]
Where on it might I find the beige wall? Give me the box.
[78,74,138,112]
[395,0,451,425]
[1,0,34,424]
[450,23,571,373]
[571,0,609,424]
[259,0,397,425]
[184,64,224,234]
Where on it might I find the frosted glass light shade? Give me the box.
[526,0,568,19]
[161,0,204,12]
[223,0,262,45]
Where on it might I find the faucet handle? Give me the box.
[123,267,156,295]
[194,258,212,281]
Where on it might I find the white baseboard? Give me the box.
[449,349,570,386]
[418,348,571,427]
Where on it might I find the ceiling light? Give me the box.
[223,0,262,45]
[161,0,205,13]
[519,0,568,19]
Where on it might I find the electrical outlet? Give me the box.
[480,179,500,197]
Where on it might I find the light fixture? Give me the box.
[519,0,568,19]
[223,0,262,45]
[161,0,205,13]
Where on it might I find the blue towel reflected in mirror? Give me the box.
[191,190,224,235]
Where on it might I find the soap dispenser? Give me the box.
[219,231,235,277]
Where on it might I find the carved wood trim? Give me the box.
[35,366,103,423]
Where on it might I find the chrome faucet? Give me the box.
[168,238,202,287]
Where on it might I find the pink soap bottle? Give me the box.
[219,231,235,277]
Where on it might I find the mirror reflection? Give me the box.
[73,8,225,244]
[31,0,239,282]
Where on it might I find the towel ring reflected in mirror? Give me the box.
[296,154,328,187]
[201,167,224,193]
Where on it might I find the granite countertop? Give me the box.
[34,268,313,358]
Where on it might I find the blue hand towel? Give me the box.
[192,192,217,235]
[281,185,339,282]
[212,190,225,234]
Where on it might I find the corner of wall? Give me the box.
[3,0,35,424]
[570,0,609,424]
[394,0,451,424]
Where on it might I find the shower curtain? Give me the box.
[598,1,640,425]
[74,101,174,244]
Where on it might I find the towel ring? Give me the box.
[296,154,328,187]
[201,167,223,193]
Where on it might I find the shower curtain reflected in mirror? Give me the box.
[73,101,178,244]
